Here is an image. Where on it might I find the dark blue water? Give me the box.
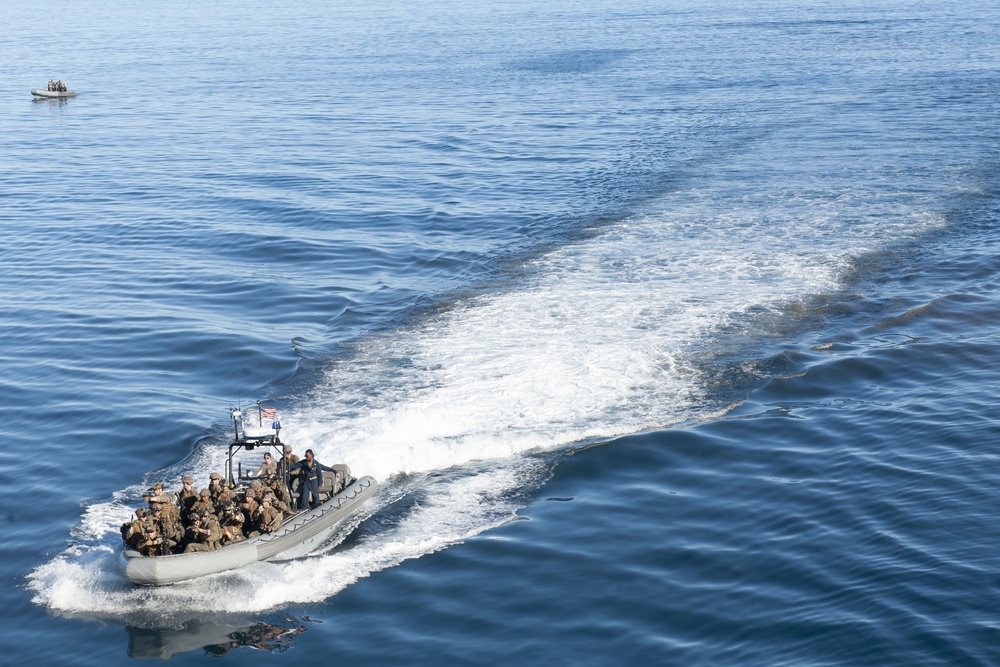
[4,0,1000,663]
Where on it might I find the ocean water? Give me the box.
[3,0,1000,663]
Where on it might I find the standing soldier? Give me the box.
[150,482,182,524]
[280,444,301,499]
[189,488,216,519]
[281,444,299,467]
[176,475,198,521]
[146,482,174,512]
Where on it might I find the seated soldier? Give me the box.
[266,483,294,516]
[151,505,185,554]
[137,516,165,556]
[264,473,290,504]
[121,509,148,549]
[218,500,244,533]
[202,512,223,549]
[247,496,282,538]
[183,512,222,552]
[238,494,259,536]
[209,472,234,508]
[220,521,246,546]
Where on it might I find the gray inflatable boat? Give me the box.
[120,404,378,586]
[121,476,377,586]
[31,88,76,98]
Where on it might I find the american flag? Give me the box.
[260,407,277,419]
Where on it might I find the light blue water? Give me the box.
[3,0,1000,663]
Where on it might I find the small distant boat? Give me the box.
[31,88,76,98]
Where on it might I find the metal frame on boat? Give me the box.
[120,404,377,586]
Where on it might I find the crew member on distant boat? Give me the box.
[47,79,68,92]
[287,449,340,510]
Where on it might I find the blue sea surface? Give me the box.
[3,0,1000,663]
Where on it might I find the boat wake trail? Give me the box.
[27,462,540,622]
[28,170,945,617]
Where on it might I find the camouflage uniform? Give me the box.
[121,510,148,549]
[150,490,181,525]
[176,476,199,520]
[220,522,246,546]
[239,496,259,535]
[137,516,166,556]
[201,514,223,549]
[281,446,301,499]
[183,513,222,552]
[152,507,185,554]
[249,499,282,537]
[264,488,293,516]
[209,472,234,506]
[188,490,216,519]
[265,474,291,504]
[218,502,245,540]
